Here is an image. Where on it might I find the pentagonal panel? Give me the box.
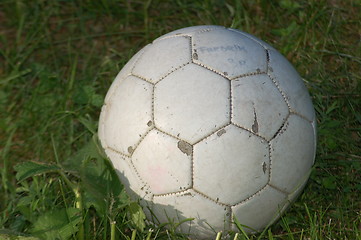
[153,189,230,239]
[269,114,316,193]
[154,64,230,144]
[192,28,267,79]
[104,148,152,201]
[278,177,310,218]
[231,186,287,233]
[132,36,192,83]
[268,49,315,121]
[131,130,192,195]
[232,74,289,140]
[193,125,269,205]
[99,76,153,155]
[104,47,147,103]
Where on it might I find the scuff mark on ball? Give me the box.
[128,146,134,154]
[217,129,226,137]
[262,162,267,174]
[252,105,259,134]
[177,140,192,156]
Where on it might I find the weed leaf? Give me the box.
[14,161,60,182]
[80,154,128,216]
[0,230,40,239]
[128,202,146,232]
[321,176,337,189]
[0,229,41,239]
[77,115,97,135]
[62,135,105,173]
[30,208,81,240]
[63,135,129,216]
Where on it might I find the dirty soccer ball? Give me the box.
[98,25,317,239]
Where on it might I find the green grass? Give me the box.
[0,0,360,239]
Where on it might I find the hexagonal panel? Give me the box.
[269,114,316,193]
[104,148,152,201]
[268,49,315,121]
[99,75,153,155]
[231,186,287,233]
[192,28,267,79]
[132,36,192,83]
[311,120,317,165]
[228,28,277,51]
[154,64,230,144]
[232,74,289,140]
[193,125,269,205]
[153,189,230,239]
[131,130,192,195]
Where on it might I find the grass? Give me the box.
[0,0,360,239]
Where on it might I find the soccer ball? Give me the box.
[98,25,316,239]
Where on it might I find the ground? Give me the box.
[0,0,360,239]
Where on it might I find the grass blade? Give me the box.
[14,161,61,182]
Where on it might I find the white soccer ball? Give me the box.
[98,25,317,239]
